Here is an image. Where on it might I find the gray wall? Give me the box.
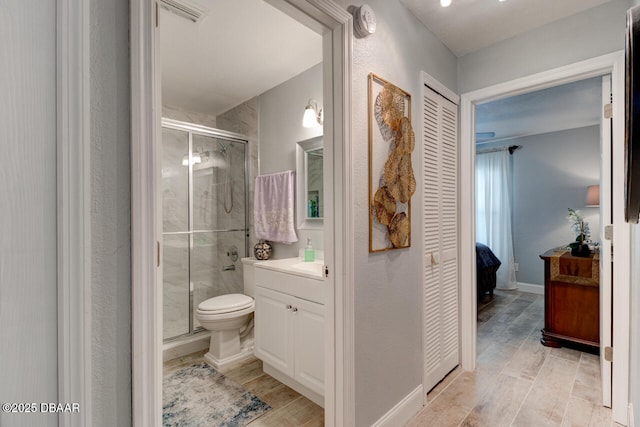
[482,126,601,287]
[458,0,631,93]
[258,63,324,259]
[333,0,458,425]
[0,1,58,426]
[1,1,131,426]
[90,0,131,424]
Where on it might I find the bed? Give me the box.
[476,243,501,301]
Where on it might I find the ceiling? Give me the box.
[160,0,322,117]
[161,0,609,140]
[475,77,603,144]
[400,0,617,57]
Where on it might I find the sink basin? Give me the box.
[289,261,323,276]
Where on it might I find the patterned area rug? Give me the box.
[163,363,271,427]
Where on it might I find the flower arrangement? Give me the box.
[567,208,591,256]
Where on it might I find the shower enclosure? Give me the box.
[162,118,249,341]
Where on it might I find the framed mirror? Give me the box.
[296,136,323,229]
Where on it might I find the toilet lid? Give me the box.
[197,294,253,314]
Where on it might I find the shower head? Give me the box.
[217,141,229,154]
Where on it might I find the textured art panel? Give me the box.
[368,73,414,252]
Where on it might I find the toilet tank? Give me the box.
[241,257,259,297]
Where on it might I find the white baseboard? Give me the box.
[204,347,254,371]
[517,282,544,295]
[630,403,635,427]
[371,385,424,427]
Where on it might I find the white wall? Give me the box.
[0,1,58,426]
[458,0,631,94]
[90,0,132,424]
[482,126,601,286]
[258,63,323,259]
[333,1,458,425]
[632,225,640,426]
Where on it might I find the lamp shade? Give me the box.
[585,185,600,207]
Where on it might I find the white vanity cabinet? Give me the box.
[253,261,325,406]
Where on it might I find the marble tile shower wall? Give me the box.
[216,97,259,257]
[163,104,217,128]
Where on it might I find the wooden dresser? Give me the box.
[539,248,600,351]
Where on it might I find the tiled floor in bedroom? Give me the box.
[408,289,622,427]
[164,351,324,426]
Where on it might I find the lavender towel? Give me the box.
[254,171,298,244]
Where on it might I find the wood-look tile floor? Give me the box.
[164,350,324,427]
[408,289,623,427]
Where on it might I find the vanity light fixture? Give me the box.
[303,99,323,128]
[303,100,323,128]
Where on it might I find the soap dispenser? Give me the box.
[304,238,315,262]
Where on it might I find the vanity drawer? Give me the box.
[254,267,325,304]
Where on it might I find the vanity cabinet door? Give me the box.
[254,286,294,377]
[293,297,324,396]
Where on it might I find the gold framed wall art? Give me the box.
[368,73,415,252]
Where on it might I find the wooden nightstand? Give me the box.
[539,248,599,351]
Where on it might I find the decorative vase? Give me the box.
[570,243,591,257]
[254,240,273,260]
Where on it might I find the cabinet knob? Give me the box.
[286,304,292,310]
[292,307,298,313]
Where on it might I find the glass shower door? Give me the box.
[161,121,248,341]
[162,127,190,340]
[191,134,247,330]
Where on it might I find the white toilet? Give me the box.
[196,257,258,369]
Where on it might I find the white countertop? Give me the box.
[254,257,325,281]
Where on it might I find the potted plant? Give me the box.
[567,208,591,257]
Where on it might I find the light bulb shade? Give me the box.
[303,105,318,128]
[440,0,451,7]
[585,185,600,207]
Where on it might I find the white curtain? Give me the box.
[476,150,517,290]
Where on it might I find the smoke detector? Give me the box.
[159,0,208,23]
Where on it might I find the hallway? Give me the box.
[408,290,621,426]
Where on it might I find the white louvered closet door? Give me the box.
[422,85,459,393]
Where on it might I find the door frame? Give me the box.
[600,74,613,408]
[459,51,630,425]
[130,1,355,426]
[57,0,92,425]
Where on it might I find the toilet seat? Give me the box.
[197,294,254,315]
